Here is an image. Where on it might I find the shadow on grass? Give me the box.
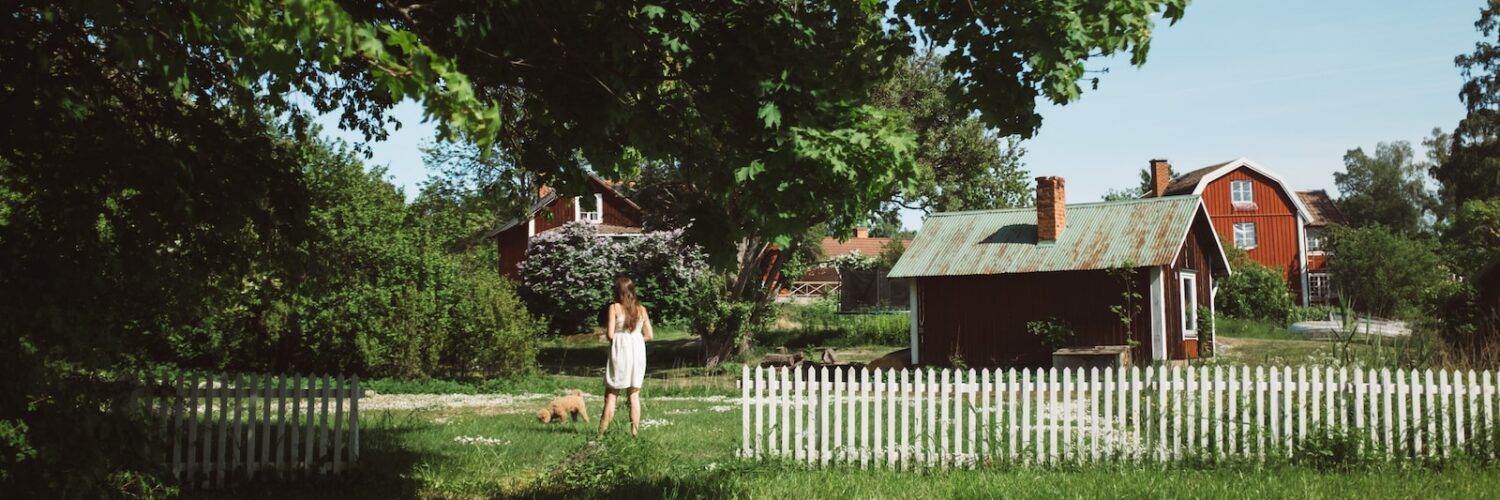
[196,413,437,500]
[537,337,704,377]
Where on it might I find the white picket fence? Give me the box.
[739,365,1500,467]
[134,372,362,489]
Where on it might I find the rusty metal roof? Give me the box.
[888,195,1207,278]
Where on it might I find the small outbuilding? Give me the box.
[889,177,1231,367]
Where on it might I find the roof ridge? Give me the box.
[929,194,1200,217]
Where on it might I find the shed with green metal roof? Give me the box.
[892,177,1231,367]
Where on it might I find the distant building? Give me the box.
[783,228,908,299]
[891,177,1231,367]
[1152,158,1345,305]
[483,174,643,279]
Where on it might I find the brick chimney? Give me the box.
[1036,176,1066,241]
[854,227,870,239]
[1150,159,1171,198]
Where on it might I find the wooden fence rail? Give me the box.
[739,365,1500,467]
[133,372,362,489]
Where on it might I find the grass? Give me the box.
[216,310,1500,498]
[1214,316,1444,368]
[219,398,1500,498]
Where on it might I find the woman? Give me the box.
[599,276,653,436]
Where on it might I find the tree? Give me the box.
[1327,225,1449,319]
[1101,164,1180,201]
[1,1,1193,485]
[1432,3,1500,211]
[1334,141,1436,236]
[869,52,1032,219]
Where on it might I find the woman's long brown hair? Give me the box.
[614,276,642,327]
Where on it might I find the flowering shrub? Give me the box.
[519,223,709,333]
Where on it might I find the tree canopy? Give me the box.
[1334,141,1436,237]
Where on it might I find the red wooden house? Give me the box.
[484,174,644,279]
[890,177,1232,367]
[1152,158,1344,305]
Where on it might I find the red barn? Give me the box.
[484,174,644,279]
[1153,158,1343,305]
[890,177,1231,367]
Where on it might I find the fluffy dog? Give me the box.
[536,390,589,424]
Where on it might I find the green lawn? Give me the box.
[224,398,1500,498]
[261,311,1498,498]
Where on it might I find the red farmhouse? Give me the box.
[1152,158,1345,305]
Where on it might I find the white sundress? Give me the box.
[604,306,647,389]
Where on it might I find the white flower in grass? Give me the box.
[453,435,510,446]
[640,418,672,429]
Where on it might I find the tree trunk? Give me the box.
[700,333,745,369]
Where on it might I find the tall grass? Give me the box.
[760,298,908,349]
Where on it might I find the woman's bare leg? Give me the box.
[598,388,618,437]
[627,388,642,436]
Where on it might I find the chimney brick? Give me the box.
[1036,176,1066,241]
[1150,159,1171,198]
[854,227,870,239]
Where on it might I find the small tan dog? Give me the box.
[536,390,589,424]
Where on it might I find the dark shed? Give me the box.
[889,177,1232,367]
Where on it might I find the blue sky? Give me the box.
[318,0,1485,230]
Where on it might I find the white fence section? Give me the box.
[134,372,362,489]
[739,365,1500,466]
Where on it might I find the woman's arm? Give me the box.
[642,309,654,341]
[605,304,617,342]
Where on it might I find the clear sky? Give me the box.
[319,0,1486,230]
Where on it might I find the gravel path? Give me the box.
[361,392,736,411]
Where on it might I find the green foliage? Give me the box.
[1335,141,1437,236]
[1217,249,1296,325]
[1027,317,1077,351]
[1197,306,1216,357]
[518,224,709,333]
[763,299,909,348]
[684,274,769,362]
[1328,225,1450,319]
[1293,427,1372,471]
[876,238,908,270]
[1102,164,1180,201]
[868,51,1032,221]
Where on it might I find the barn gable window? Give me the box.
[1180,271,1198,339]
[1230,180,1254,203]
[1233,222,1257,249]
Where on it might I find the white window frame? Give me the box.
[1230,180,1254,204]
[1307,226,1327,255]
[1233,222,1257,249]
[1180,270,1199,340]
[1308,272,1331,301]
[575,193,603,224]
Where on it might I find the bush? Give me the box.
[1328,225,1449,319]
[520,223,708,333]
[1217,248,1296,324]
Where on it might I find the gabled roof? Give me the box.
[1296,190,1347,227]
[1162,157,1313,222]
[889,196,1230,278]
[481,173,640,240]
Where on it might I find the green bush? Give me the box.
[1293,426,1371,471]
[1328,225,1450,319]
[520,224,709,333]
[1217,248,1295,324]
